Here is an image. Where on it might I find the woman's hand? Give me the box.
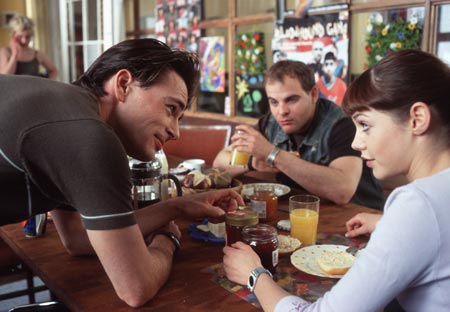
[345,213,382,238]
[9,36,22,57]
[223,242,262,285]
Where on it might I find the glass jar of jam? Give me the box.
[225,208,258,246]
[249,184,278,222]
[242,224,279,274]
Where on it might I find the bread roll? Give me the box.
[317,251,355,275]
[181,170,211,189]
[278,235,301,254]
[204,168,232,188]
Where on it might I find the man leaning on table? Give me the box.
[0,39,244,308]
[213,60,384,210]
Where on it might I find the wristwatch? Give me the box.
[266,147,281,167]
[247,267,273,292]
[162,232,181,252]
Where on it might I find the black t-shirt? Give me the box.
[329,117,360,161]
[0,75,136,230]
[274,117,357,183]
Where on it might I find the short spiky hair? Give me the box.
[265,60,315,92]
[9,15,34,34]
[73,39,200,106]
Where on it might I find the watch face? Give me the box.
[249,275,255,287]
[248,267,272,291]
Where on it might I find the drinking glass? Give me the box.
[289,195,320,246]
[229,130,250,167]
[229,149,250,167]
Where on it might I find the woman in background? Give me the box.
[0,15,57,79]
[223,49,450,311]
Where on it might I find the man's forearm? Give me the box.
[52,209,96,256]
[135,201,180,238]
[273,151,361,204]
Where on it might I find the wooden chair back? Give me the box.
[163,125,232,166]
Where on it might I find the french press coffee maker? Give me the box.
[130,159,182,209]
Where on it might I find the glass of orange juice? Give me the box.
[289,195,320,246]
[229,130,250,167]
[229,148,250,167]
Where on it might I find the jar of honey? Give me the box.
[225,208,258,246]
[249,184,278,222]
[242,224,279,274]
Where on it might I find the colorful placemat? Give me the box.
[201,233,366,308]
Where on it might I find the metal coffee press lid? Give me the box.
[130,159,162,180]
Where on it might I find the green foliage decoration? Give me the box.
[235,31,266,76]
[365,16,422,68]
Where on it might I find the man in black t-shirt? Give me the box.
[0,39,244,308]
[213,60,384,210]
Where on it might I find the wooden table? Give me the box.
[0,168,379,311]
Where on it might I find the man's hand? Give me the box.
[231,125,274,163]
[345,213,382,238]
[172,189,245,219]
[251,157,281,173]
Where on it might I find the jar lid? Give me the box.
[242,223,278,242]
[225,209,258,227]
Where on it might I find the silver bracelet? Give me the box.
[266,147,280,167]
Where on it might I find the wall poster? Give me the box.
[154,0,201,53]
[199,36,226,93]
[272,12,349,106]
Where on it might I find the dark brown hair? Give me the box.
[342,50,450,130]
[265,60,315,92]
[73,38,200,106]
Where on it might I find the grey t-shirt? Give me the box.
[0,75,135,230]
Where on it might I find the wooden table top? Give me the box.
[0,166,380,311]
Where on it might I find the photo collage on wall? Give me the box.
[154,0,201,53]
[272,12,349,106]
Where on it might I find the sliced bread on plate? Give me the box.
[317,251,355,275]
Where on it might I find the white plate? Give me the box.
[291,244,350,278]
[241,183,291,197]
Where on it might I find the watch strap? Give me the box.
[162,232,181,252]
[247,267,273,292]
